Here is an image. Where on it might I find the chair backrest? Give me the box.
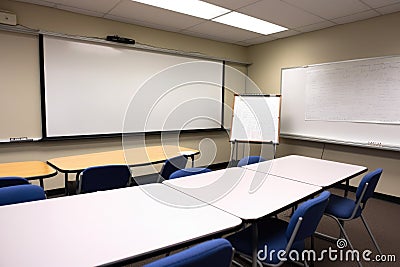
[0,176,30,188]
[356,168,383,205]
[78,165,131,194]
[0,184,46,206]
[237,156,266,167]
[160,155,188,180]
[286,191,330,243]
[144,238,233,267]
[169,167,212,179]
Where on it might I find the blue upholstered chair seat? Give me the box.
[144,238,233,267]
[237,156,266,167]
[0,184,46,206]
[169,167,211,179]
[228,218,304,264]
[0,176,30,188]
[325,194,362,219]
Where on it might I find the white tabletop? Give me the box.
[0,184,241,267]
[242,155,367,187]
[164,167,321,220]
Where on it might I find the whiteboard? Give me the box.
[230,95,280,143]
[281,56,400,150]
[42,35,223,138]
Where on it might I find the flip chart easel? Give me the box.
[230,94,281,163]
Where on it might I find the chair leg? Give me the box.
[334,218,363,267]
[360,214,382,255]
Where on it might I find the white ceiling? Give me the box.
[13,0,400,46]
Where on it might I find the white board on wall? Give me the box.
[280,56,400,150]
[42,35,224,138]
[230,95,280,143]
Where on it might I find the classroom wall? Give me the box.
[2,1,399,198]
[0,0,248,190]
[247,12,400,197]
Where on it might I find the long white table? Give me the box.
[164,167,322,267]
[241,155,367,187]
[164,167,321,220]
[0,184,241,267]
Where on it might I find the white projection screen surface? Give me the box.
[42,35,223,138]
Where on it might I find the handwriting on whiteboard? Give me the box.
[305,57,400,124]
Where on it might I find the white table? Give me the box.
[164,167,322,267]
[0,184,241,267]
[242,155,367,187]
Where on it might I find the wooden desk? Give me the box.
[164,167,322,267]
[0,184,241,267]
[47,145,199,195]
[0,161,57,187]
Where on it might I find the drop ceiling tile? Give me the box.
[55,4,104,18]
[376,3,400,14]
[14,0,56,8]
[108,0,206,30]
[104,14,183,33]
[332,9,380,24]
[45,0,120,13]
[181,29,244,44]
[183,20,263,42]
[238,0,326,28]
[269,29,301,39]
[295,20,336,33]
[238,35,278,46]
[202,0,260,10]
[283,0,371,20]
[361,0,400,8]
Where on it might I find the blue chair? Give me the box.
[323,168,383,255]
[0,176,30,188]
[169,167,212,179]
[0,184,46,206]
[237,156,266,167]
[227,191,330,266]
[144,238,233,267]
[77,165,131,194]
[158,155,188,181]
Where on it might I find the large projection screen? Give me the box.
[42,35,223,138]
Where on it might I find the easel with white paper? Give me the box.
[230,94,281,162]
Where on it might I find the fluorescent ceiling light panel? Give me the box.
[132,0,230,20]
[213,12,287,35]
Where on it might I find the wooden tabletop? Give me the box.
[47,145,199,173]
[0,161,57,180]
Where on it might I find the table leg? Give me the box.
[252,222,259,267]
[344,180,349,197]
[64,173,69,196]
[190,155,195,168]
[39,178,44,188]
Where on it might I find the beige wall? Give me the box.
[0,0,247,190]
[1,0,399,198]
[247,12,400,197]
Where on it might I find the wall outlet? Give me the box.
[0,11,17,26]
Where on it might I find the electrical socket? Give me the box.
[0,11,17,26]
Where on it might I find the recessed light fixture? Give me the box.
[212,11,287,35]
[132,0,230,20]
[131,0,287,36]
